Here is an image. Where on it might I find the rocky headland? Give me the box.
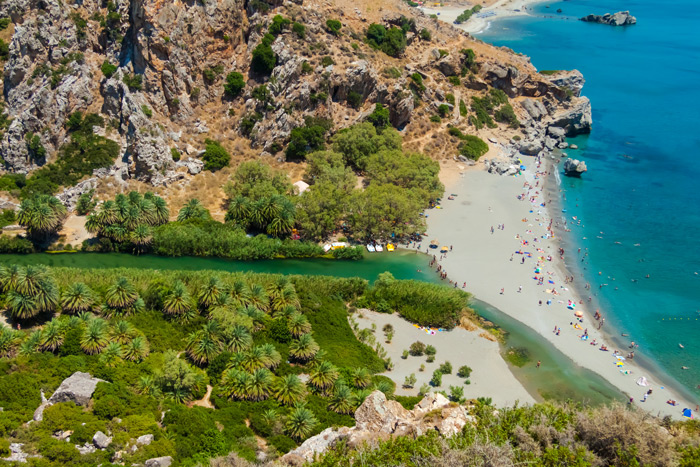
[580,11,637,26]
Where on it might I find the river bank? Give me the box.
[423,162,696,419]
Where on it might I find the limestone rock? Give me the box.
[563,159,587,177]
[2,443,31,463]
[137,434,154,446]
[544,70,585,97]
[550,97,592,136]
[93,431,112,449]
[354,391,410,434]
[580,11,636,26]
[76,443,97,455]
[49,372,104,406]
[521,99,548,120]
[56,178,98,212]
[145,456,173,467]
[519,139,544,156]
[282,427,349,465]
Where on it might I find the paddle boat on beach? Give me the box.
[375,244,384,252]
[366,244,376,253]
[386,244,395,252]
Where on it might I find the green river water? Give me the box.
[0,251,624,405]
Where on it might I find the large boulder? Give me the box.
[93,431,112,449]
[145,456,173,467]
[354,391,410,434]
[580,11,636,26]
[563,159,587,177]
[550,97,592,135]
[34,372,104,422]
[544,69,585,97]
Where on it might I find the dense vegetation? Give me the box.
[454,5,483,24]
[0,266,465,465]
[0,112,119,198]
[470,88,520,130]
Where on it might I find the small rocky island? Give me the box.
[580,11,637,26]
[564,159,588,177]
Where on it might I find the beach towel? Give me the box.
[636,377,649,387]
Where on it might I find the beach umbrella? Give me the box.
[440,246,449,253]
[574,310,583,317]
[430,240,439,249]
[682,408,693,419]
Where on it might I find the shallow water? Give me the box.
[476,0,700,399]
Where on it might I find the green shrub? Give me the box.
[430,370,442,387]
[420,28,431,41]
[458,134,489,161]
[122,73,143,90]
[141,105,153,118]
[171,147,181,161]
[448,75,461,86]
[0,18,10,30]
[202,139,231,171]
[285,117,330,160]
[459,99,468,117]
[366,103,390,129]
[240,112,263,137]
[293,22,306,39]
[346,90,363,109]
[429,115,441,123]
[224,71,245,98]
[325,19,342,36]
[76,189,96,215]
[445,93,455,105]
[538,69,561,75]
[410,73,425,92]
[457,365,472,378]
[437,104,450,118]
[321,56,335,67]
[494,103,520,128]
[409,341,426,356]
[269,15,291,36]
[252,38,277,75]
[383,67,401,79]
[100,60,118,78]
[301,61,313,74]
[190,87,201,99]
[438,361,452,374]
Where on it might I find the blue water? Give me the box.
[476,0,700,400]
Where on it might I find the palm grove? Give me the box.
[0,264,469,465]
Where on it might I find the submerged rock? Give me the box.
[580,11,636,26]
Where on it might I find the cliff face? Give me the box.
[0,0,591,200]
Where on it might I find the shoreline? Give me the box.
[422,159,696,419]
[419,0,547,35]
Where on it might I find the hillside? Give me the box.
[0,0,589,219]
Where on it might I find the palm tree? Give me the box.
[222,324,252,353]
[13,266,59,316]
[198,277,226,311]
[289,333,319,362]
[351,368,372,389]
[260,343,281,369]
[60,282,96,314]
[288,313,312,338]
[273,374,306,406]
[17,194,67,241]
[247,368,273,401]
[99,342,124,367]
[104,277,139,314]
[110,320,136,344]
[241,346,267,372]
[221,369,252,400]
[138,375,160,396]
[6,291,39,320]
[240,305,267,332]
[328,385,357,414]
[309,361,339,394]
[123,336,149,362]
[80,318,109,354]
[39,319,65,352]
[185,325,222,365]
[229,280,250,307]
[286,407,318,441]
[177,199,211,221]
[0,264,21,292]
[19,330,42,356]
[226,195,250,224]
[0,326,21,358]
[162,281,193,317]
[152,197,170,224]
[247,283,269,312]
[130,224,152,254]
[273,304,297,320]
[270,285,299,313]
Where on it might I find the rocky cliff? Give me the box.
[580,11,637,26]
[0,0,592,206]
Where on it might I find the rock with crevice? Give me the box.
[281,391,474,465]
[580,11,636,26]
[145,456,173,467]
[34,372,104,422]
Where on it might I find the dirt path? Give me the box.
[59,214,91,247]
[189,384,214,409]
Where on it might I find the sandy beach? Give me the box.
[353,309,535,407]
[418,160,696,419]
[420,0,545,34]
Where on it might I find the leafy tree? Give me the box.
[409,341,426,356]
[252,34,277,75]
[292,22,306,39]
[331,122,401,171]
[365,150,443,205]
[202,139,230,171]
[75,189,96,215]
[223,71,245,98]
[273,374,306,406]
[269,15,291,36]
[457,365,472,378]
[366,23,386,48]
[366,103,391,129]
[349,183,425,241]
[325,19,342,36]
[285,122,327,160]
[17,194,67,242]
[430,369,442,387]
[160,350,206,402]
[381,27,407,57]
[438,361,453,374]
[449,385,464,402]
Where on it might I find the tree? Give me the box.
[289,333,319,362]
[104,277,140,315]
[162,281,194,317]
[457,365,472,378]
[331,122,401,171]
[439,361,453,374]
[288,313,311,337]
[286,407,318,440]
[381,27,406,57]
[365,150,443,205]
[185,323,222,366]
[110,320,136,344]
[351,368,372,389]
[409,341,426,356]
[328,385,356,414]
[449,385,464,403]
[197,276,226,311]
[6,266,59,320]
[273,374,306,406]
[430,370,442,387]
[222,324,252,352]
[247,368,273,401]
[403,373,417,389]
[366,24,386,48]
[17,194,67,242]
[160,350,204,402]
[99,341,124,367]
[202,139,230,171]
[252,35,277,75]
[349,184,425,241]
[269,15,291,36]
[366,103,391,129]
[223,72,245,98]
[286,124,327,160]
[80,318,109,354]
[39,319,65,352]
[325,19,342,36]
[60,282,96,314]
[309,360,339,393]
[75,189,96,215]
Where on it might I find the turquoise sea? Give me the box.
[476,0,700,399]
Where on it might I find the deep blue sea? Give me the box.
[476,0,700,399]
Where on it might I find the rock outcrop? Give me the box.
[580,11,637,26]
[33,372,104,421]
[563,158,587,177]
[93,431,112,449]
[281,391,474,465]
[543,69,585,97]
[145,456,173,467]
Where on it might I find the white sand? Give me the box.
[354,309,534,406]
[420,0,544,34]
[420,162,695,419]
